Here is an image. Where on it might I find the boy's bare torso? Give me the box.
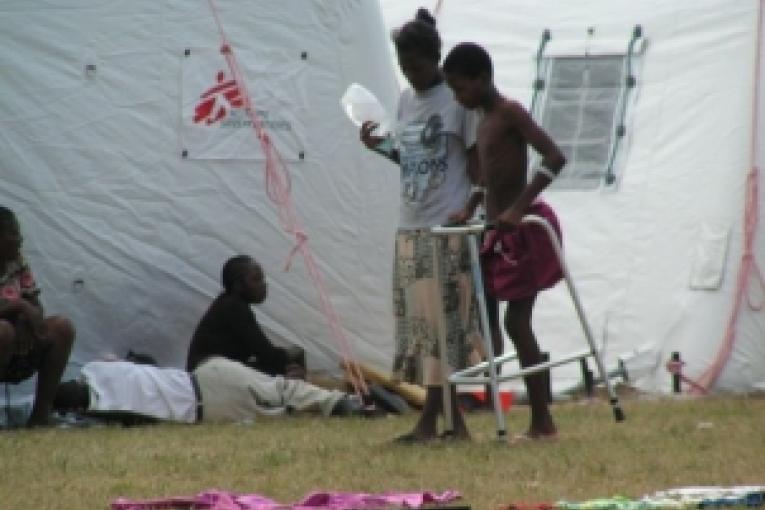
[478,98,529,221]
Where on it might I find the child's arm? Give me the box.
[0,296,46,339]
[245,317,290,373]
[448,145,483,224]
[498,101,566,227]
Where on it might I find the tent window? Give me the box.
[532,55,627,190]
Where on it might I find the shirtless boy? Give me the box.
[443,42,567,440]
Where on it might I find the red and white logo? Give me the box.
[193,70,244,125]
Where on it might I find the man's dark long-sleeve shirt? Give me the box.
[186,293,289,375]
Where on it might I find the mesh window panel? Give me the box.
[533,55,625,190]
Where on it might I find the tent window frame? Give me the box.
[529,26,644,190]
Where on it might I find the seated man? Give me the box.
[0,206,75,427]
[187,255,305,378]
[52,356,363,423]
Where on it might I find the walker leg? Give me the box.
[467,234,507,439]
[526,216,625,422]
[432,236,454,436]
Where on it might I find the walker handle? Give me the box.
[430,222,489,236]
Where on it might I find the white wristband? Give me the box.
[535,165,556,181]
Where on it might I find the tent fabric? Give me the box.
[3,0,765,397]
[0,1,401,387]
[379,0,765,393]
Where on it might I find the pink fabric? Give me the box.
[112,489,460,510]
[0,256,39,302]
[480,201,563,300]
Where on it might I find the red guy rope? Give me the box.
[691,2,765,393]
[206,0,368,395]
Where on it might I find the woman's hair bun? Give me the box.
[415,8,436,27]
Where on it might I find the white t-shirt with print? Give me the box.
[395,81,479,229]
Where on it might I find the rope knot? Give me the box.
[283,230,308,272]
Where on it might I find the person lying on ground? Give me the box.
[52,356,365,424]
[0,206,75,427]
[187,255,305,379]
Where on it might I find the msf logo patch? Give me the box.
[193,70,244,125]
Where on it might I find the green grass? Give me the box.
[1,394,764,510]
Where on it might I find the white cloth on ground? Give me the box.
[82,360,197,423]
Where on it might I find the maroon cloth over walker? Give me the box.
[480,201,563,301]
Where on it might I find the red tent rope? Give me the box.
[665,359,709,395]
[691,3,765,393]
[206,0,367,395]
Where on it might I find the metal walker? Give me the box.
[430,216,625,440]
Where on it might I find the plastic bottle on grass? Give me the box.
[340,83,391,136]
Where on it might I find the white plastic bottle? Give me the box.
[340,83,391,135]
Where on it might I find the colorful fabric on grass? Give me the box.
[501,488,765,510]
[646,487,765,508]
[112,489,460,510]
[557,496,671,510]
[498,502,555,510]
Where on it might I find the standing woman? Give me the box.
[360,8,483,442]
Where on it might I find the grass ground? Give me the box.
[1,393,764,510]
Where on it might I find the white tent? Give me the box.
[380,0,765,394]
[0,0,402,397]
[3,0,765,408]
